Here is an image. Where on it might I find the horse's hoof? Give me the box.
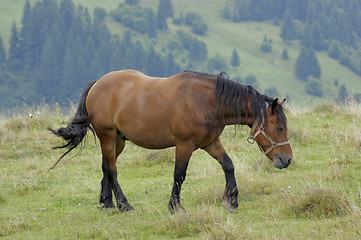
[100,202,115,209]
[118,202,134,212]
[100,205,116,210]
[222,200,238,213]
[168,199,186,214]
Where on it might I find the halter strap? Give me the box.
[247,117,290,156]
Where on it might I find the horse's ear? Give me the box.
[279,98,286,106]
[271,98,279,114]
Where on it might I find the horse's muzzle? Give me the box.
[273,154,292,169]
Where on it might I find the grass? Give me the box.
[1,102,361,239]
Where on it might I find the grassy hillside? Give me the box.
[1,0,361,105]
[1,102,361,239]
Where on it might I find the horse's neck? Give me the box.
[221,104,257,128]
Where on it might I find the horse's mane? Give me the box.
[183,71,285,125]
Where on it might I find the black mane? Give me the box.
[215,72,270,124]
[183,70,284,125]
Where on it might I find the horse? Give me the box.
[49,70,292,213]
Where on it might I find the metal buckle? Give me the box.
[247,136,255,144]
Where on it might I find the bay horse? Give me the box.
[49,70,292,213]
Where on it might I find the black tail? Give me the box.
[48,81,97,170]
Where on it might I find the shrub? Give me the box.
[260,42,272,53]
[264,87,279,98]
[283,187,350,218]
[305,81,323,97]
[328,42,342,60]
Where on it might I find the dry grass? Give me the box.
[1,102,361,239]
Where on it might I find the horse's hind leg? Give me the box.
[203,138,238,212]
[99,134,126,208]
[100,158,115,208]
[98,129,133,211]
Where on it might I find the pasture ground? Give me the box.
[1,102,361,239]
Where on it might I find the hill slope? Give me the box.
[0,0,361,105]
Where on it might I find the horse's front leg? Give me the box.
[203,138,238,212]
[168,142,194,213]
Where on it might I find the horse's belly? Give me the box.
[117,118,176,149]
[123,129,175,149]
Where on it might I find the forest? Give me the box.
[222,0,361,76]
[0,0,187,108]
[0,0,361,109]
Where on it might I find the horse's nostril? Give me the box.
[288,158,292,164]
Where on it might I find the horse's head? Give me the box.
[249,98,293,169]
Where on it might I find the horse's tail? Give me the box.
[48,81,97,170]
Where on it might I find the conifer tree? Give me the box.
[40,35,57,98]
[337,84,348,104]
[21,0,35,69]
[282,48,289,60]
[156,0,174,30]
[307,47,321,78]
[294,47,309,80]
[295,47,321,80]
[0,35,5,65]
[134,40,146,71]
[125,0,140,5]
[280,10,297,43]
[311,22,325,51]
[231,48,240,67]
[189,38,207,62]
[328,42,342,60]
[146,9,157,39]
[8,22,22,70]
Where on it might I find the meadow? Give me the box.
[1,102,361,239]
[1,0,361,105]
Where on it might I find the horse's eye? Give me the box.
[277,127,283,133]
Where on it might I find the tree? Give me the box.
[310,22,326,51]
[94,7,107,21]
[39,34,58,98]
[245,75,260,90]
[294,47,308,80]
[282,48,289,60]
[336,84,348,103]
[134,40,146,71]
[0,35,5,66]
[190,18,208,35]
[260,38,272,53]
[8,22,22,70]
[231,49,240,67]
[146,9,157,39]
[165,52,180,75]
[156,0,173,30]
[189,38,207,62]
[307,47,321,79]
[125,0,140,5]
[208,54,228,72]
[294,47,321,80]
[264,87,279,98]
[301,27,312,47]
[328,42,342,60]
[221,6,232,20]
[305,81,323,97]
[176,30,193,49]
[280,10,297,43]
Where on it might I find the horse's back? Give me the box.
[86,70,217,149]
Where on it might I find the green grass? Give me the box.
[1,102,361,239]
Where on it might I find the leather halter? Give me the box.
[247,117,290,156]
